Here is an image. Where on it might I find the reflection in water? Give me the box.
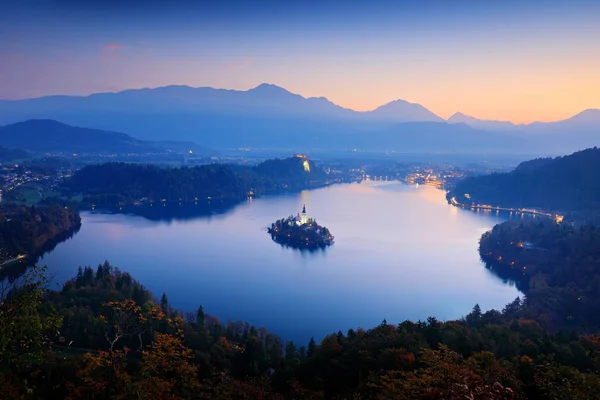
[35,224,82,260]
[39,182,522,344]
[482,262,526,292]
[270,239,331,255]
[95,199,244,223]
[2,224,82,282]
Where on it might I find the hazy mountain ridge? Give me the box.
[448,109,600,133]
[0,84,598,154]
[447,112,524,133]
[0,119,211,155]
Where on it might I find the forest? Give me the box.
[64,157,329,208]
[480,219,600,333]
[0,204,81,262]
[2,255,600,399]
[448,147,600,212]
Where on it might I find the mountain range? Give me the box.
[0,84,598,155]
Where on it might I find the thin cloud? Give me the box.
[224,57,253,71]
[101,43,125,61]
[104,43,124,51]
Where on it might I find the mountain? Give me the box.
[1,85,598,154]
[0,119,211,155]
[0,146,30,161]
[447,109,600,133]
[0,84,435,123]
[527,109,600,132]
[447,112,522,133]
[448,147,600,211]
[448,109,600,152]
[0,84,451,151]
[365,99,444,122]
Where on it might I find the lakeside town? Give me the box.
[0,163,75,204]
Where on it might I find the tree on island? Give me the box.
[267,207,334,250]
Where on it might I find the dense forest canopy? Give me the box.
[448,147,600,212]
[2,262,600,399]
[64,157,329,207]
[480,219,600,333]
[0,204,80,261]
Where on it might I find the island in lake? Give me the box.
[268,205,334,249]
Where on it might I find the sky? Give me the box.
[1,0,600,123]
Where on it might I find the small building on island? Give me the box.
[268,205,334,250]
[289,204,310,226]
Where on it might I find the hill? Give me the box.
[0,146,29,162]
[63,156,329,208]
[448,147,600,211]
[0,119,211,155]
[4,260,600,399]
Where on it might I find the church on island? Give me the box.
[290,204,310,226]
[268,204,334,249]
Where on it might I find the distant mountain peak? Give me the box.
[449,111,468,118]
[447,112,473,123]
[567,108,600,123]
[249,83,291,94]
[368,98,444,122]
[12,118,71,128]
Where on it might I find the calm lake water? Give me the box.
[40,181,520,344]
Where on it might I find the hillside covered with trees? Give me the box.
[448,147,600,212]
[480,219,600,333]
[0,204,81,263]
[64,156,329,208]
[2,258,600,399]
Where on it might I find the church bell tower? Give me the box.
[300,204,308,225]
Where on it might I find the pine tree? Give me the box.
[307,337,316,357]
[75,266,83,288]
[160,293,169,313]
[196,305,204,329]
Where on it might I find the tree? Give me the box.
[75,266,83,287]
[101,299,164,351]
[136,333,201,398]
[160,293,169,313]
[466,304,483,326]
[0,266,61,368]
[196,305,205,329]
[285,341,297,361]
[307,337,316,357]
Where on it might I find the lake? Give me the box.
[39,181,520,344]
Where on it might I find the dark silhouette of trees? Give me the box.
[449,147,600,213]
[3,262,600,398]
[0,203,81,261]
[65,157,330,209]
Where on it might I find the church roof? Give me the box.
[302,204,306,214]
